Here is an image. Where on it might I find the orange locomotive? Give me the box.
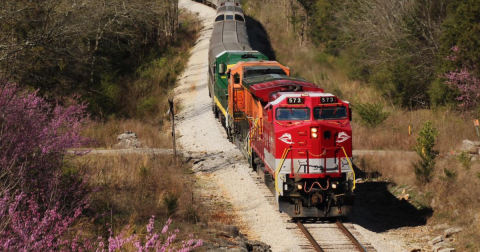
[225,60,355,218]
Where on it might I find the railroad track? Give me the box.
[297,220,374,252]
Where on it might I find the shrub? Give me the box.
[0,81,89,195]
[354,102,390,127]
[96,216,203,251]
[441,168,457,182]
[0,192,85,251]
[0,81,90,250]
[457,151,472,170]
[164,192,179,218]
[413,121,439,184]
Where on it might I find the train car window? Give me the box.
[244,68,286,78]
[276,107,310,121]
[226,15,234,20]
[313,106,347,120]
[235,15,245,22]
[215,15,224,22]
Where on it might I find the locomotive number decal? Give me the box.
[321,97,337,103]
[279,133,294,144]
[336,132,351,143]
[287,97,303,104]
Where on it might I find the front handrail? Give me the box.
[275,148,290,193]
[341,146,356,190]
[274,146,356,192]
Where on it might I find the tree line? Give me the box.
[0,0,180,116]
[298,0,480,111]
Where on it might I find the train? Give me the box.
[201,0,355,218]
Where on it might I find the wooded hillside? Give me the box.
[0,0,182,117]
[249,0,480,112]
[302,0,480,110]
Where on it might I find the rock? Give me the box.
[444,227,462,237]
[432,241,452,252]
[438,249,455,252]
[432,224,449,231]
[114,131,142,149]
[245,240,271,252]
[228,248,248,252]
[462,140,480,154]
[429,235,444,246]
[462,140,475,151]
[209,223,240,237]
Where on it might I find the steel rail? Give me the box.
[336,220,368,252]
[296,221,324,252]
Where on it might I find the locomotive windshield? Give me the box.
[276,107,310,121]
[313,106,347,120]
[235,14,244,22]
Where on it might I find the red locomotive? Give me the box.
[224,61,355,218]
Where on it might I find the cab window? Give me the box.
[215,15,224,22]
[235,14,245,22]
[313,106,347,120]
[226,15,234,20]
[276,107,310,121]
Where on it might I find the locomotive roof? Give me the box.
[242,66,287,78]
[209,19,251,65]
[215,0,242,8]
[217,5,243,13]
[242,74,306,87]
[242,74,324,102]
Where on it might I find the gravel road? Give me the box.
[174,0,413,251]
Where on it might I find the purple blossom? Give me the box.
[0,81,90,251]
[442,46,480,110]
[102,216,202,252]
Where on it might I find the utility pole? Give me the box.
[168,98,176,159]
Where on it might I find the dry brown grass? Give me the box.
[425,158,480,250]
[352,108,478,152]
[356,153,480,249]
[355,152,418,186]
[73,153,201,237]
[82,118,173,149]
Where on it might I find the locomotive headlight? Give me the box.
[311,127,318,133]
[332,183,337,189]
[297,184,303,190]
[311,132,318,138]
[311,127,318,138]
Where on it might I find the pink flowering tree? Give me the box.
[0,81,203,251]
[95,216,203,252]
[442,46,480,110]
[0,80,90,250]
